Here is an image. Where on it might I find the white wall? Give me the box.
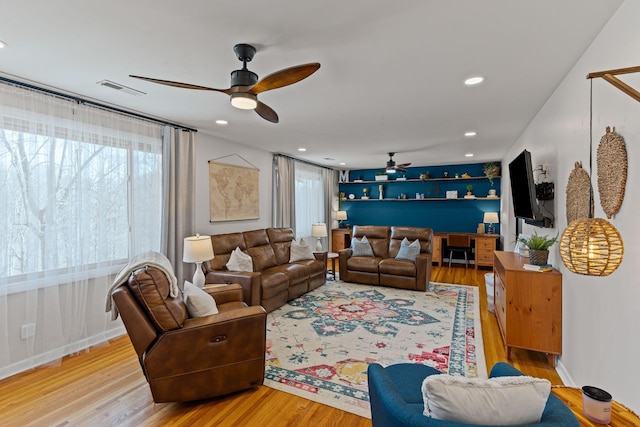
[194,132,274,234]
[500,0,639,411]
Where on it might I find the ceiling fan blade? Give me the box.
[397,162,412,168]
[251,63,321,94]
[255,101,279,123]
[129,75,233,94]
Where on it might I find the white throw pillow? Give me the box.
[183,281,219,317]
[290,239,315,262]
[226,247,253,272]
[351,236,374,257]
[422,374,550,425]
[395,237,421,261]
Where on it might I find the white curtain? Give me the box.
[161,126,196,284]
[294,162,325,245]
[0,82,163,378]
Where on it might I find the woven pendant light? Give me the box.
[559,79,624,276]
[560,218,623,276]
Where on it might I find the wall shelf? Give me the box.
[342,197,500,202]
[343,175,501,185]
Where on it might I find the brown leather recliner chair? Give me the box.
[111,266,267,403]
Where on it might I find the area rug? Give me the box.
[264,280,486,418]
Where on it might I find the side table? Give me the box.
[327,252,339,280]
[551,386,640,426]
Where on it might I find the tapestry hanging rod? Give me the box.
[587,65,640,103]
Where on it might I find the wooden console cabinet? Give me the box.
[331,228,352,252]
[493,251,562,367]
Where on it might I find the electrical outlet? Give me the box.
[21,323,36,339]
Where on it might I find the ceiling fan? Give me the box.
[385,152,411,173]
[129,43,320,123]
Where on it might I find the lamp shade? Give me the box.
[483,212,499,224]
[559,218,623,276]
[336,211,347,221]
[311,223,327,238]
[183,234,214,263]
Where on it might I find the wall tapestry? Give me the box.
[209,161,259,222]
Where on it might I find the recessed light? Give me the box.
[465,153,474,158]
[0,40,7,49]
[215,119,228,125]
[298,148,307,152]
[464,131,477,137]
[339,162,346,166]
[464,76,484,86]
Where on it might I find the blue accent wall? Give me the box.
[339,162,501,234]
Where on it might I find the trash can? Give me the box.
[485,272,495,313]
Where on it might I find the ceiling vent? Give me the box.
[97,79,146,96]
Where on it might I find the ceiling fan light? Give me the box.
[230,92,257,110]
[386,167,396,173]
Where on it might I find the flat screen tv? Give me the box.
[508,149,551,227]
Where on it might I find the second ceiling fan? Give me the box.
[130,44,320,123]
[385,152,411,173]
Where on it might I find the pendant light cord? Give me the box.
[589,78,594,219]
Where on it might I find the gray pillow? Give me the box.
[226,247,253,271]
[183,281,219,317]
[396,237,421,261]
[290,239,315,262]
[351,235,374,257]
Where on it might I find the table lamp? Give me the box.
[336,210,347,228]
[183,234,214,288]
[483,212,499,234]
[311,223,327,251]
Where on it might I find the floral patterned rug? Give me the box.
[264,280,486,418]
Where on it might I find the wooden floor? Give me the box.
[0,266,563,427]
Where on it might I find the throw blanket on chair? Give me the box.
[105,251,179,320]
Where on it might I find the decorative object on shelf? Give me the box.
[483,212,499,234]
[419,172,430,181]
[565,161,592,224]
[396,173,407,181]
[560,78,624,276]
[487,189,498,198]
[338,191,346,201]
[443,170,449,178]
[466,184,473,196]
[375,172,388,181]
[445,190,458,199]
[461,172,471,178]
[378,184,384,199]
[183,234,215,288]
[362,187,369,199]
[454,172,459,178]
[517,232,558,266]
[483,162,500,186]
[336,210,347,227]
[597,126,627,219]
[311,223,327,251]
[348,193,355,199]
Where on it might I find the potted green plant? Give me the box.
[466,184,473,196]
[517,232,559,265]
[483,162,500,186]
[375,172,388,181]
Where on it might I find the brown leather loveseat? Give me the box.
[339,225,433,291]
[203,227,327,312]
[112,267,267,403]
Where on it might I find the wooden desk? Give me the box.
[551,386,640,426]
[433,232,499,269]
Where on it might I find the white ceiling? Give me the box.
[0,0,623,169]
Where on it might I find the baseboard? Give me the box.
[0,326,126,381]
[556,357,576,387]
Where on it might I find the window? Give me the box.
[0,83,163,292]
[294,162,325,241]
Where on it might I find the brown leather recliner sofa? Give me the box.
[339,225,433,291]
[112,267,267,403]
[203,227,327,312]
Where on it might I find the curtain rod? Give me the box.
[274,153,337,171]
[0,76,197,132]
